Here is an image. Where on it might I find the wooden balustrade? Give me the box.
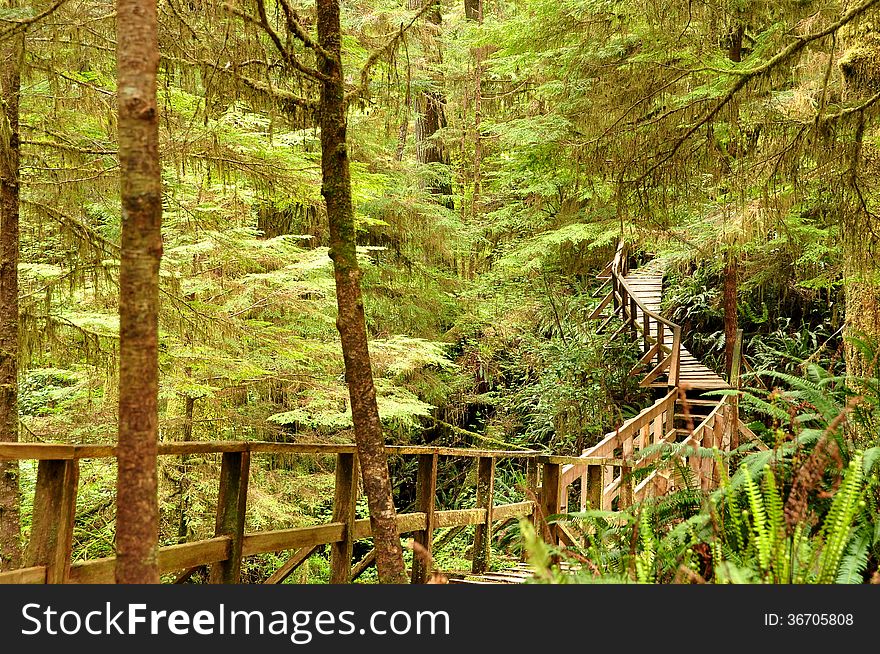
[554,390,676,514]
[0,442,543,584]
[0,242,747,581]
[632,394,736,501]
[593,242,682,389]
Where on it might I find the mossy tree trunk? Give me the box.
[316,0,408,584]
[843,259,880,379]
[0,7,22,572]
[115,0,162,583]
[466,0,484,223]
[840,30,880,430]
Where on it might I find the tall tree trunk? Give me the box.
[841,38,880,440]
[844,261,880,379]
[410,0,451,203]
[723,251,738,378]
[720,16,743,381]
[728,23,744,63]
[0,11,23,572]
[467,0,484,223]
[115,0,163,583]
[316,0,408,584]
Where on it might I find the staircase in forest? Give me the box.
[455,242,759,584]
[0,242,759,586]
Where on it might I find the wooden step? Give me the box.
[677,399,721,407]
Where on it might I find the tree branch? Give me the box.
[627,0,880,184]
[346,0,438,104]
[223,1,330,83]
[277,0,330,60]
[0,0,68,39]
[187,55,318,112]
[820,90,880,123]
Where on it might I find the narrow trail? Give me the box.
[453,242,747,584]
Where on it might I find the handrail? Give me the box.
[0,441,541,461]
[0,440,541,584]
[633,393,735,499]
[615,275,678,330]
[595,240,683,389]
[0,241,746,583]
[556,240,740,513]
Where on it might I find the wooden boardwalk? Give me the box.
[460,244,742,584]
[0,241,744,586]
[624,264,729,391]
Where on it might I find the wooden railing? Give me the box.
[591,241,682,388]
[556,390,677,513]
[0,441,543,584]
[0,243,753,582]
[551,241,743,524]
[632,393,738,500]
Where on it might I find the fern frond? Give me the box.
[836,526,871,584]
[742,464,772,573]
[817,453,864,583]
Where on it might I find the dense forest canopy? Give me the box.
[1,0,880,584]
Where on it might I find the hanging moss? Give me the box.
[839,32,880,96]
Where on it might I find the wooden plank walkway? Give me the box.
[454,246,739,585]
[624,265,729,391]
[449,561,582,584]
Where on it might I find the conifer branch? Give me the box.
[628,0,880,184]
[189,55,318,111]
[223,0,330,83]
[0,0,68,39]
[347,0,438,104]
[276,0,330,60]
[819,90,880,122]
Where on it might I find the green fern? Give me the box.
[817,453,865,583]
[635,506,656,583]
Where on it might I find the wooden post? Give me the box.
[701,419,716,491]
[24,459,79,583]
[620,438,634,509]
[713,409,726,487]
[579,467,588,511]
[629,296,638,337]
[526,457,539,504]
[668,325,681,387]
[612,277,620,314]
[654,410,664,446]
[540,461,561,546]
[586,464,605,512]
[472,456,495,574]
[643,311,650,353]
[603,465,614,510]
[411,452,437,583]
[729,328,743,450]
[656,322,665,366]
[639,422,650,452]
[329,452,358,584]
[209,451,250,584]
[524,457,540,561]
[558,475,568,514]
